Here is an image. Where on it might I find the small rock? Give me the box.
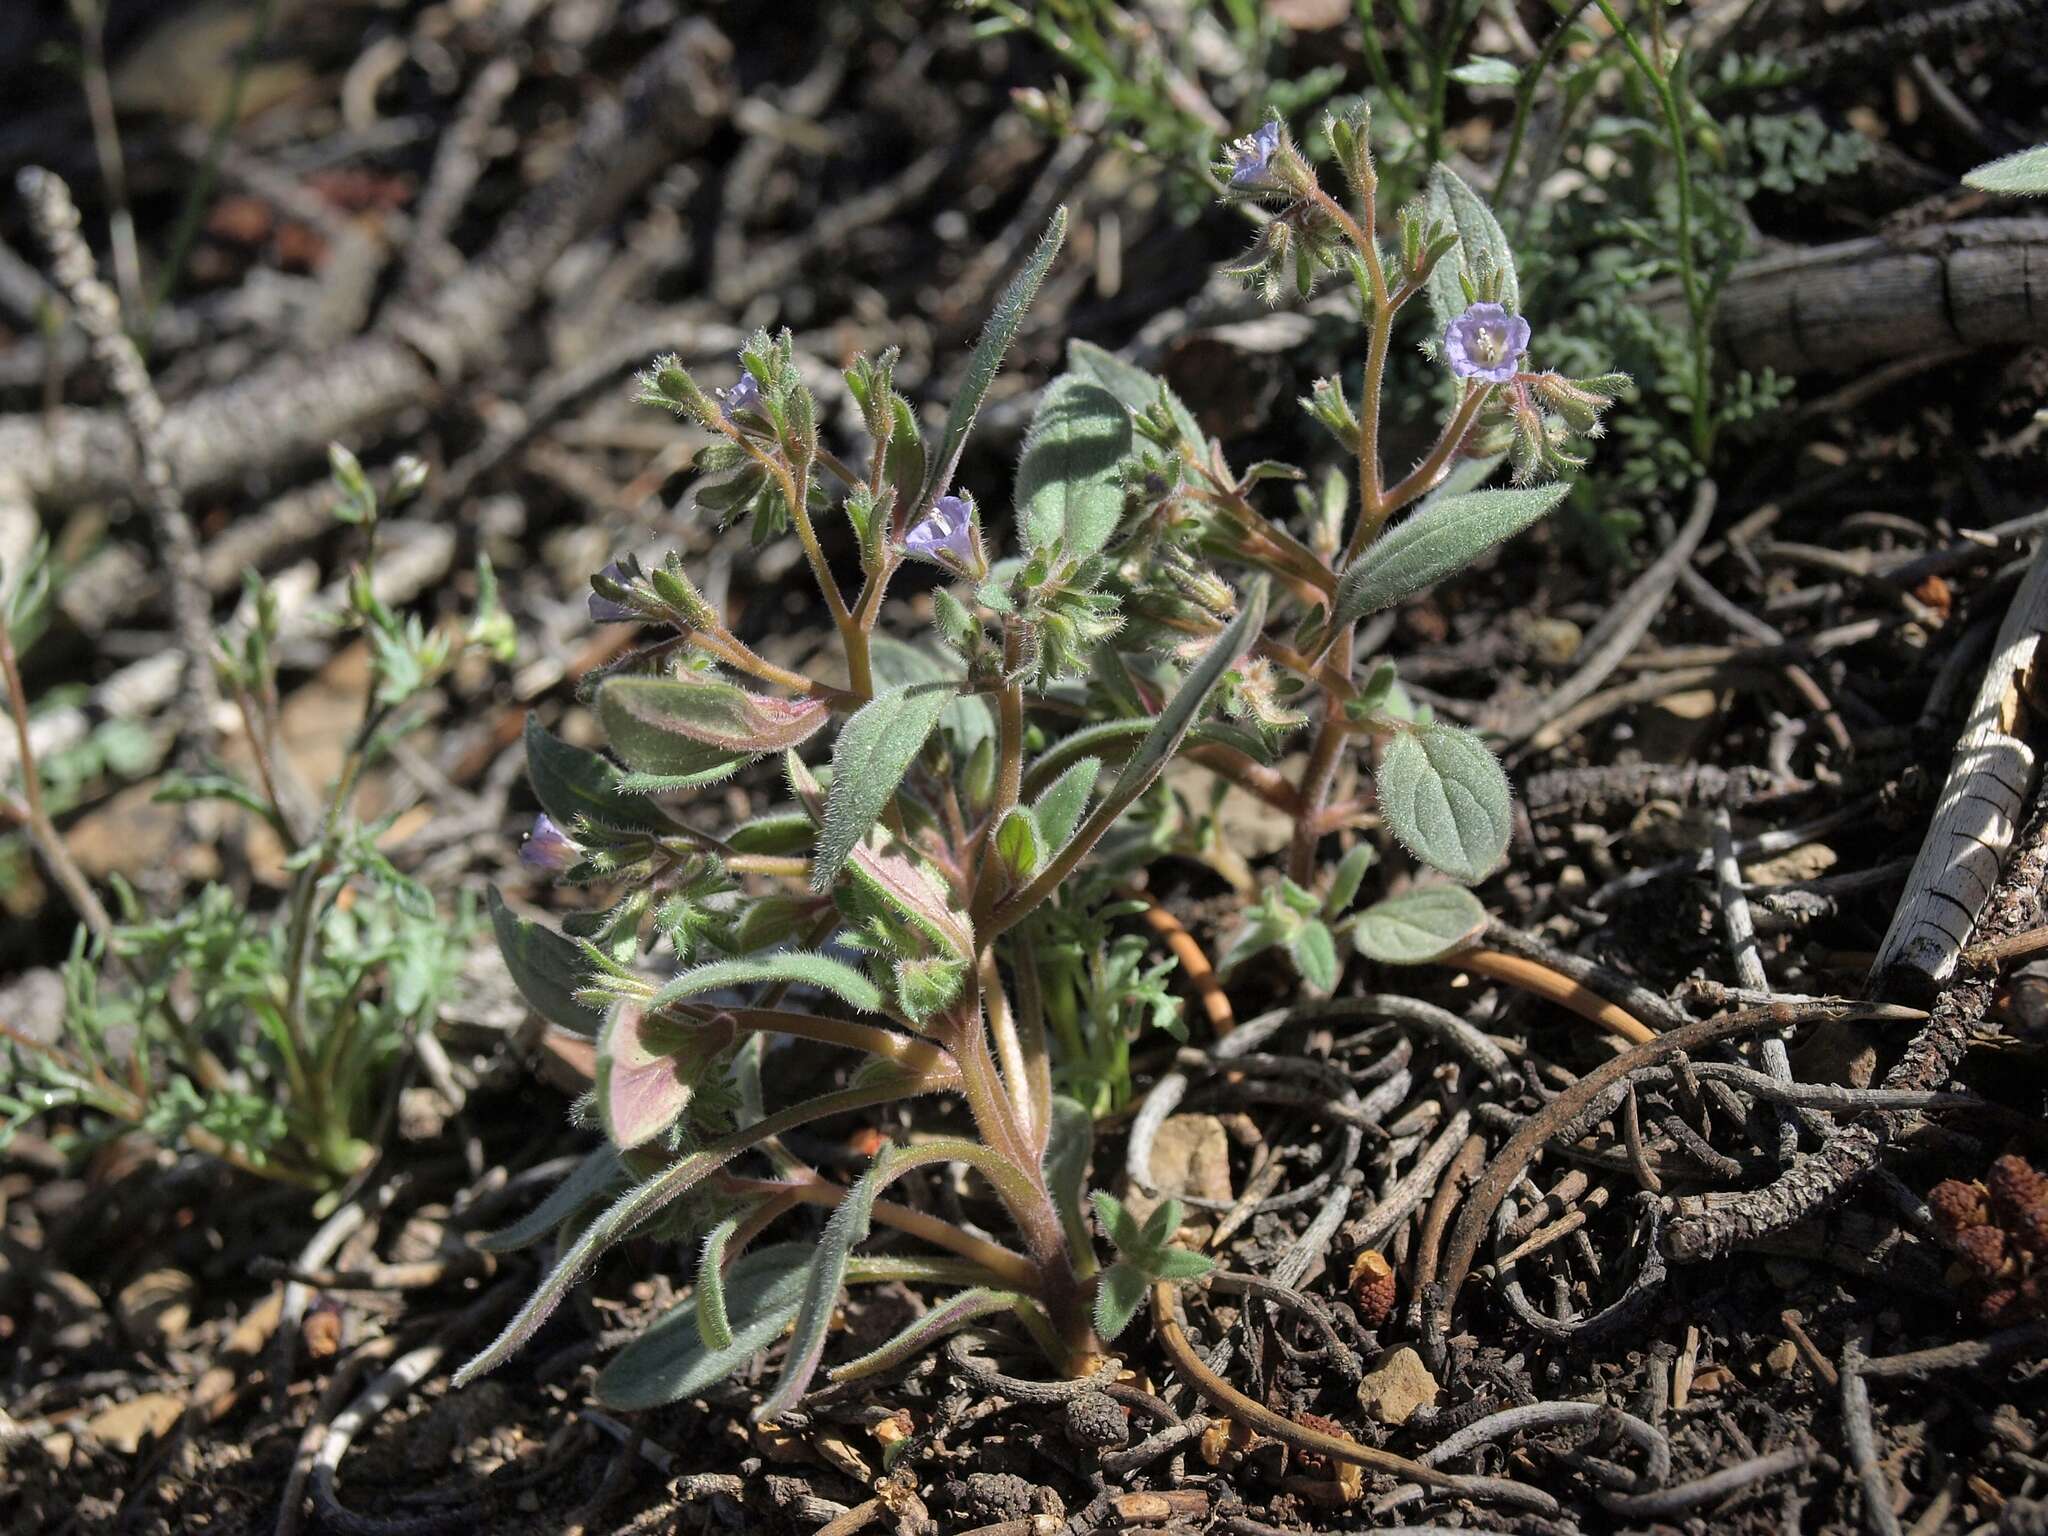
[87,1392,183,1454]
[1765,1340,1800,1375]
[116,1268,196,1349]
[1356,1347,1438,1427]
[1124,1114,1233,1240]
[1742,841,1836,887]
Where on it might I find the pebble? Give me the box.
[1356,1346,1439,1426]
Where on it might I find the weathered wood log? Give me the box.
[1645,218,2048,376]
[1868,539,2048,1003]
[0,21,731,601]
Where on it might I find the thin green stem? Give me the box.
[1594,0,1712,461]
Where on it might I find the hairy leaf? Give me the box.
[695,1216,740,1352]
[1332,481,1569,626]
[1032,756,1099,853]
[1376,723,1512,883]
[1288,920,1339,992]
[1423,163,1521,332]
[755,1148,900,1420]
[1093,1259,1149,1339]
[1016,376,1133,562]
[814,684,952,890]
[847,831,974,961]
[1352,885,1488,964]
[1065,338,1203,447]
[476,1145,623,1254]
[1102,580,1268,814]
[921,209,1068,513]
[1043,1094,1095,1262]
[597,1244,812,1410]
[599,675,829,786]
[869,634,995,757]
[828,1289,1030,1383]
[649,952,884,1016]
[596,1003,696,1150]
[524,716,671,834]
[1964,144,2048,196]
[489,887,604,1037]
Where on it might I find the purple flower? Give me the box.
[904,493,982,573]
[520,813,580,873]
[718,364,762,422]
[588,560,639,624]
[1228,122,1283,187]
[1442,302,1530,384]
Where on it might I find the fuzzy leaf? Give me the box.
[599,675,830,786]
[1102,580,1268,814]
[994,806,1044,880]
[869,634,995,757]
[1016,376,1133,562]
[1450,56,1520,86]
[597,1244,812,1410]
[694,1217,740,1352]
[894,954,968,1026]
[597,1003,695,1151]
[813,684,952,890]
[921,209,1067,512]
[846,832,974,961]
[649,952,884,1016]
[829,1289,1030,1383]
[489,887,604,1037]
[1092,1190,1145,1255]
[1332,482,1569,626]
[1066,339,1204,447]
[756,1148,900,1420]
[1032,756,1099,853]
[1423,163,1521,331]
[1093,1260,1150,1340]
[1963,144,2048,196]
[1352,885,1488,964]
[1288,920,1340,992]
[1323,843,1378,916]
[476,1145,623,1254]
[1376,724,1513,883]
[1151,1247,1217,1281]
[1043,1095,1095,1259]
[524,716,672,834]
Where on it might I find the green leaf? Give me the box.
[598,675,830,787]
[1032,756,1098,855]
[1151,1248,1216,1281]
[597,1244,812,1410]
[476,1145,624,1253]
[921,209,1067,513]
[596,1003,699,1150]
[1376,723,1513,883]
[813,684,952,890]
[1065,338,1204,447]
[756,1148,900,1420]
[1332,482,1570,626]
[846,831,974,961]
[829,1290,1031,1384]
[650,952,883,1015]
[1352,885,1488,964]
[1138,1196,1184,1252]
[1288,920,1339,992]
[994,806,1044,880]
[1015,376,1133,563]
[1450,57,1520,87]
[524,716,672,834]
[894,954,968,1026]
[1963,144,2048,196]
[1042,1095,1095,1262]
[869,635,995,758]
[1093,1260,1149,1340]
[1092,1189,1145,1255]
[1101,580,1268,815]
[1423,164,1520,331]
[694,1216,740,1352]
[489,887,605,1037]
[1324,843,1377,916]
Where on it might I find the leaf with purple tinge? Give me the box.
[599,675,831,788]
[597,1004,731,1150]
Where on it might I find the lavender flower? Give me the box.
[1442,302,1530,385]
[588,560,639,624]
[718,364,762,422]
[1227,122,1282,187]
[904,493,982,573]
[520,813,580,873]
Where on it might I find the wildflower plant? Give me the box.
[471,105,1620,1409]
[0,449,514,1196]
